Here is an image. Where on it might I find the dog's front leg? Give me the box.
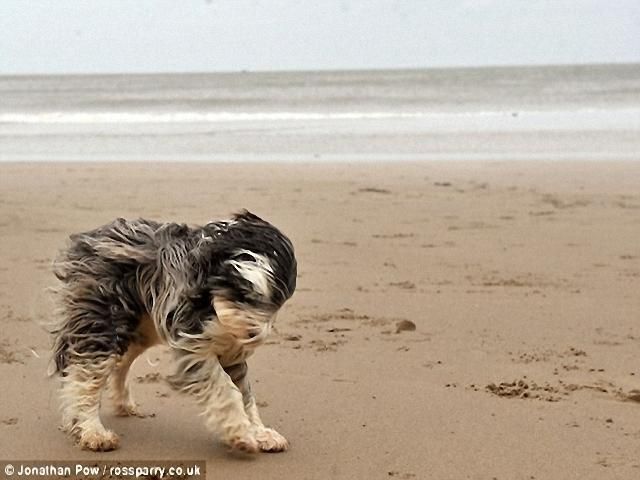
[169,354,258,453]
[224,362,289,452]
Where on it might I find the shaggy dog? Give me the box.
[50,210,296,453]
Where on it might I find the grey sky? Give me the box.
[1,0,639,74]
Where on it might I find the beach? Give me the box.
[1,64,640,479]
[0,161,639,479]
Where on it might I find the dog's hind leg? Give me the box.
[168,353,258,453]
[109,343,147,417]
[109,314,159,417]
[59,356,120,451]
[225,362,289,452]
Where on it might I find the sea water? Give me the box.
[1,64,639,161]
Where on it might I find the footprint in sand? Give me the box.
[135,372,162,383]
[0,341,24,365]
[288,309,419,351]
[356,187,392,195]
[388,281,416,290]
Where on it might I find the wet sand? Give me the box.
[0,161,639,479]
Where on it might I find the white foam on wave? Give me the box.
[3,109,629,124]
[0,110,491,124]
[1,109,638,132]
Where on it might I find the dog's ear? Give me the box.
[227,250,273,299]
[232,251,258,263]
[232,210,264,223]
[207,249,274,303]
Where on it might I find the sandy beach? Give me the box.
[0,160,638,479]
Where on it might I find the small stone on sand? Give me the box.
[395,319,416,333]
[626,390,640,402]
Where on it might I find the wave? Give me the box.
[0,110,560,124]
[1,109,638,131]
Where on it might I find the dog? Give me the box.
[50,210,297,453]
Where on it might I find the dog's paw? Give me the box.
[114,402,146,418]
[228,433,259,454]
[254,427,289,452]
[78,429,121,452]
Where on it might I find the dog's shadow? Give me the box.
[108,410,260,461]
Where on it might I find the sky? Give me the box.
[1,0,639,74]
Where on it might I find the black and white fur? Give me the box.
[50,210,296,453]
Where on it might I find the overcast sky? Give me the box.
[1,0,639,74]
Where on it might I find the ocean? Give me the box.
[1,64,639,161]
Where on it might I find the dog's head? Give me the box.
[204,210,297,345]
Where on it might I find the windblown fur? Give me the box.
[50,210,296,453]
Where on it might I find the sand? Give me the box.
[0,161,639,479]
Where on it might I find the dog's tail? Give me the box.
[48,218,159,376]
[43,283,67,377]
[54,219,160,282]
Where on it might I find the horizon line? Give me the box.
[2,60,639,79]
